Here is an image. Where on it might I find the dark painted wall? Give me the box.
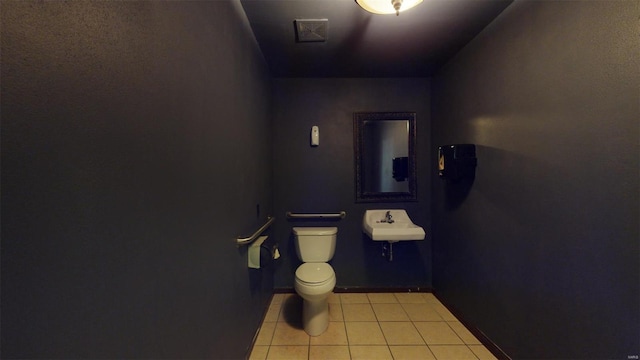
[1,1,273,358]
[271,78,432,290]
[431,1,639,359]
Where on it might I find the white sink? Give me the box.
[362,209,425,242]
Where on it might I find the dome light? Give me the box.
[356,0,423,16]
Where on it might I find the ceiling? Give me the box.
[240,0,513,78]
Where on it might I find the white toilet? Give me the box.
[293,227,337,336]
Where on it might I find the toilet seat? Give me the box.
[295,263,335,286]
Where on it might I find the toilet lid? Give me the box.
[296,263,334,284]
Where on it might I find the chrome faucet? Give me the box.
[384,211,394,223]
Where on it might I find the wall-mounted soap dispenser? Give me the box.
[311,126,319,146]
[438,144,477,182]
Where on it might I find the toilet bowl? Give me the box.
[293,227,337,336]
[294,263,336,336]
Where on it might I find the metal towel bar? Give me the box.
[286,211,346,219]
[236,216,275,246]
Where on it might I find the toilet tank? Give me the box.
[293,227,337,262]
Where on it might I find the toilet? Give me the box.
[293,227,337,336]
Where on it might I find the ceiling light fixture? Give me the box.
[356,0,423,16]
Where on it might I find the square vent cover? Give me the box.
[295,19,328,42]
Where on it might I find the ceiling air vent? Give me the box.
[295,19,328,43]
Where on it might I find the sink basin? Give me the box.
[362,210,425,242]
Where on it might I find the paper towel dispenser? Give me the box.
[438,144,477,181]
[392,156,408,182]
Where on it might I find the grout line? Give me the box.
[256,292,495,360]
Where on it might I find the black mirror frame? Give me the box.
[354,112,418,203]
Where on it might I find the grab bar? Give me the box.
[286,211,346,219]
[236,216,275,246]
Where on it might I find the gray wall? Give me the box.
[431,1,639,359]
[1,1,273,358]
[271,78,432,290]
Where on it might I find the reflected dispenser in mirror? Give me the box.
[438,144,477,182]
[392,156,408,181]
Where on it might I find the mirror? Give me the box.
[354,112,417,202]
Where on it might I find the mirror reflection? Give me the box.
[354,112,417,202]
[362,120,409,193]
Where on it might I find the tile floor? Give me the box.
[249,292,498,360]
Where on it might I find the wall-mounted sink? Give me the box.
[362,209,425,242]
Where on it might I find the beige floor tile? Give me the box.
[309,345,351,360]
[394,292,429,303]
[340,293,370,303]
[248,345,269,360]
[430,303,458,321]
[367,292,398,303]
[264,301,282,322]
[379,322,425,345]
[422,293,439,303]
[448,321,481,344]
[402,303,443,321]
[428,345,477,360]
[251,293,484,360]
[271,293,286,305]
[329,302,344,321]
[254,322,276,345]
[414,322,464,345]
[281,293,299,302]
[342,303,377,321]
[372,303,410,321]
[271,321,310,345]
[279,295,303,325]
[266,345,309,360]
[389,345,437,360]
[310,322,348,345]
[349,345,393,360]
[468,344,498,360]
[345,321,387,344]
[328,292,341,303]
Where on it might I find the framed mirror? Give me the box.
[354,112,417,203]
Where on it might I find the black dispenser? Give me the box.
[438,144,477,181]
[392,156,408,182]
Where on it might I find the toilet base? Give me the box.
[302,297,329,336]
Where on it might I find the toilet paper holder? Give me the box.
[248,236,280,269]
